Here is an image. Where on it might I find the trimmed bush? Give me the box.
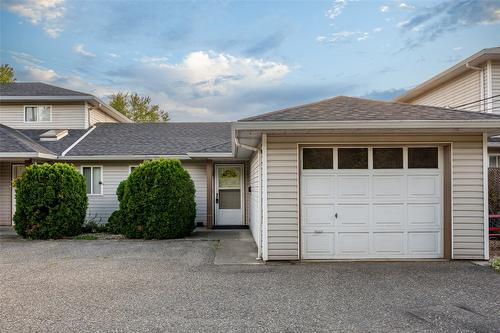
[13,163,88,239]
[108,159,196,239]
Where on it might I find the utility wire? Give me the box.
[450,94,500,108]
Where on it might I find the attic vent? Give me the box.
[39,129,69,142]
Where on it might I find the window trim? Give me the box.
[24,105,53,123]
[81,165,103,195]
[489,154,500,168]
[129,165,139,174]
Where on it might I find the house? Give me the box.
[3,82,500,261]
[395,47,500,164]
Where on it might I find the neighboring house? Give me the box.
[395,47,500,163]
[3,82,500,262]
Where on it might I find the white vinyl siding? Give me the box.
[265,134,485,260]
[89,108,119,125]
[491,61,500,113]
[249,151,261,248]
[73,161,207,225]
[0,103,87,129]
[0,162,11,226]
[408,70,481,111]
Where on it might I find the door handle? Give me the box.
[334,213,338,219]
[215,193,219,204]
[314,230,323,234]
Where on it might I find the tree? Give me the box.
[109,92,170,122]
[0,64,16,83]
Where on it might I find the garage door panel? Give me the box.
[302,176,334,199]
[373,204,405,227]
[338,233,370,255]
[373,233,405,255]
[408,175,440,197]
[338,176,369,198]
[408,232,441,256]
[337,204,369,227]
[302,205,334,227]
[372,176,405,198]
[407,204,440,227]
[302,233,334,258]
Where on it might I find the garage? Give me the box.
[301,146,444,259]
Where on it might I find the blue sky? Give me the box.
[1,0,499,121]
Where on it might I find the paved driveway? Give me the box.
[1,239,499,332]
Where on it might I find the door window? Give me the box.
[218,167,241,209]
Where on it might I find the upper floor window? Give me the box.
[25,106,51,122]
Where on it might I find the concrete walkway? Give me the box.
[0,226,19,240]
[188,228,261,265]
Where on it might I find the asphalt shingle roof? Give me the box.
[65,122,232,156]
[239,96,500,122]
[19,129,89,155]
[0,125,55,154]
[0,82,91,97]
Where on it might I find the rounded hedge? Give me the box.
[109,159,196,239]
[13,163,88,239]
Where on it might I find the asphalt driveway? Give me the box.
[1,239,499,332]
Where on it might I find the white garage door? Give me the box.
[301,146,443,259]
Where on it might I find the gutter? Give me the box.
[0,152,57,159]
[58,154,192,161]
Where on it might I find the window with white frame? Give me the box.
[129,165,138,174]
[24,106,52,122]
[490,155,500,168]
[82,166,102,195]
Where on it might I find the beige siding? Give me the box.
[72,161,207,225]
[89,108,119,126]
[408,70,481,111]
[491,61,500,113]
[265,133,485,260]
[249,151,261,247]
[0,102,86,129]
[0,162,11,226]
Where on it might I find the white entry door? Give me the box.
[301,146,443,259]
[215,165,244,226]
[11,164,26,223]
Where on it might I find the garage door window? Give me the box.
[373,148,403,169]
[408,148,438,169]
[338,148,368,169]
[303,148,333,169]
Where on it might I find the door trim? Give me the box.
[214,164,245,226]
[11,163,26,224]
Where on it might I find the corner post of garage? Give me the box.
[261,133,269,261]
[206,160,214,229]
[483,132,489,260]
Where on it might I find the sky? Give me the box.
[1,0,500,121]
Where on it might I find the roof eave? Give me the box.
[58,154,192,161]
[395,47,500,102]
[0,152,57,159]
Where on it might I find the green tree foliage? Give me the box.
[13,163,88,239]
[109,92,170,122]
[108,159,196,239]
[0,64,16,83]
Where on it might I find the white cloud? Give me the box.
[73,44,95,58]
[380,5,389,12]
[9,51,43,66]
[5,0,66,37]
[373,27,383,33]
[25,66,58,82]
[316,31,370,44]
[326,0,348,21]
[399,3,415,10]
[453,46,462,51]
[108,53,120,58]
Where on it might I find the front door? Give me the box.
[215,165,244,226]
[11,164,26,223]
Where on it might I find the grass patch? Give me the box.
[491,257,500,272]
[73,234,98,240]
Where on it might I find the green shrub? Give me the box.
[492,258,500,272]
[13,163,88,239]
[108,159,196,239]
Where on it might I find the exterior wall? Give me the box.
[89,108,119,126]
[491,61,500,112]
[265,133,486,260]
[249,151,261,247]
[407,70,481,111]
[72,161,208,225]
[0,102,87,129]
[0,162,11,226]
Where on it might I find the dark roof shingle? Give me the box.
[19,129,89,155]
[239,96,500,122]
[0,82,91,97]
[66,122,232,156]
[0,125,55,154]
